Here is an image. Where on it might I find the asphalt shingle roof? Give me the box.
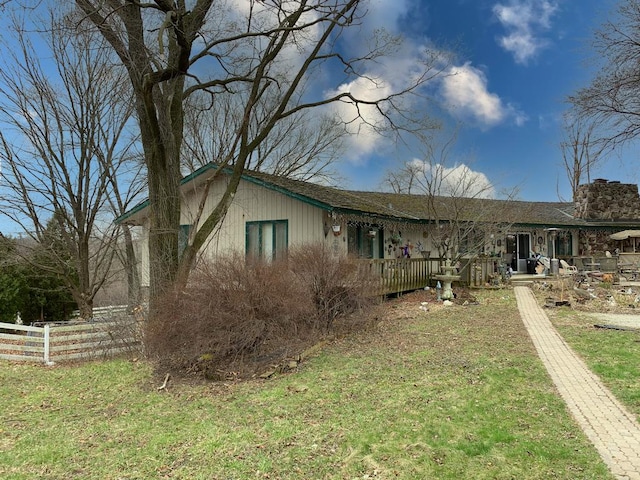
[118,164,640,230]
[243,170,583,227]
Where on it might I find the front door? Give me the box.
[506,233,531,272]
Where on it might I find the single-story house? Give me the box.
[117,164,640,294]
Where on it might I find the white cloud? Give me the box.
[222,2,526,159]
[205,0,322,74]
[440,62,527,128]
[218,0,419,163]
[408,159,496,199]
[323,39,456,162]
[493,0,559,64]
[325,76,394,162]
[342,0,411,49]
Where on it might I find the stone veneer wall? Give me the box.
[574,180,640,220]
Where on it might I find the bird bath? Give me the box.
[434,259,461,300]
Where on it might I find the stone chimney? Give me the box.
[574,179,640,220]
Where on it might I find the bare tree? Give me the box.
[382,130,517,260]
[558,115,603,201]
[0,12,140,318]
[381,160,425,194]
[72,0,449,310]
[568,0,640,149]
[182,90,346,184]
[105,159,146,309]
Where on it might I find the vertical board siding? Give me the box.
[139,218,151,288]
[185,178,325,259]
[380,226,434,260]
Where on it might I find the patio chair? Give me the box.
[560,259,578,275]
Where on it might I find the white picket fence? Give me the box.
[0,311,142,365]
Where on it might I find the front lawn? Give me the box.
[0,290,613,479]
[550,307,640,419]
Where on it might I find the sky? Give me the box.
[328,0,637,202]
[0,0,636,236]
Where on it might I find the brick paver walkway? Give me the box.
[515,286,640,480]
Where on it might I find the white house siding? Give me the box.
[135,177,350,289]
[138,217,150,289]
[375,226,581,262]
[181,176,344,261]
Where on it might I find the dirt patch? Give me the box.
[364,286,485,328]
[530,278,640,315]
[585,313,640,330]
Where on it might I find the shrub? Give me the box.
[288,243,378,331]
[145,253,313,377]
[145,246,377,379]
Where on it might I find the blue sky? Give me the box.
[330,0,636,201]
[0,0,635,236]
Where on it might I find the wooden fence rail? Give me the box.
[70,304,129,319]
[0,323,46,363]
[0,316,142,365]
[368,258,439,295]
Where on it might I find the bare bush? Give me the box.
[288,244,378,332]
[145,254,310,377]
[145,247,377,379]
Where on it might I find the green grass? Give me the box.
[550,308,640,419]
[0,290,614,479]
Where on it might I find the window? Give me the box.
[458,229,484,255]
[347,224,383,258]
[556,231,573,256]
[246,220,288,261]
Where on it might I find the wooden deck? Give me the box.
[367,258,435,295]
[364,257,500,296]
[363,255,640,296]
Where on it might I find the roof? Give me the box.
[610,230,640,240]
[116,163,640,229]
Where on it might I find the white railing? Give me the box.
[0,317,142,365]
[70,304,129,319]
[0,323,48,363]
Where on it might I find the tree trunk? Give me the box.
[135,81,184,315]
[121,224,141,308]
[75,293,94,320]
[77,236,94,319]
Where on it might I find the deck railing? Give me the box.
[365,258,437,295]
[363,256,502,295]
